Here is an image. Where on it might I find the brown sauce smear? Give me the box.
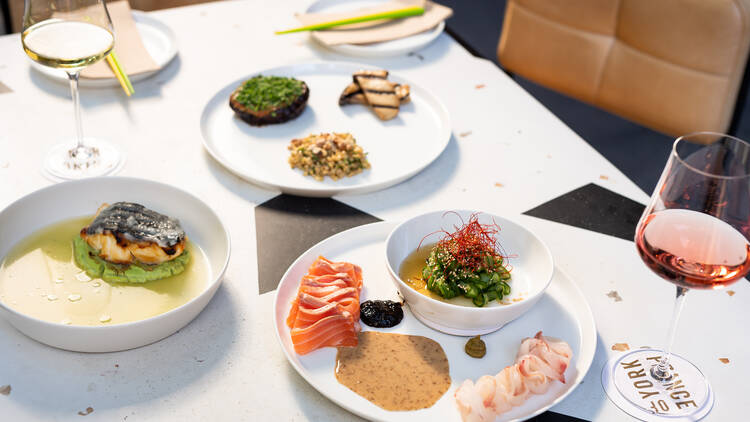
[335,331,451,411]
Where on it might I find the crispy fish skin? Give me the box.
[80,202,187,265]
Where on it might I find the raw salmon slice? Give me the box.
[286,256,363,355]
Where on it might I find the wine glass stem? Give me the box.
[651,286,689,381]
[67,70,84,150]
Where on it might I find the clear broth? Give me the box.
[0,216,210,326]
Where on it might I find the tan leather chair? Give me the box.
[498,0,750,139]
[8,0,223,33]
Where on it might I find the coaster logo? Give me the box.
[619,356,698,414]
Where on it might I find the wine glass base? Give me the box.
[602,349,714,421]
[42,138,124,181]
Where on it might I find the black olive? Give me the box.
[360,300,404,328]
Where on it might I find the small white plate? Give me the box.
[200,62,451,197]
[274,222,597,421]
[30,11,178,87]
[305,0,444,57]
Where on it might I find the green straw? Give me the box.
[275,6,424,35]
[109,51,134,95]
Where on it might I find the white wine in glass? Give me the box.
[22,0,123,180]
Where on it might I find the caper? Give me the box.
[465,335,486,358]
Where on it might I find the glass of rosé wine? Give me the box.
[603,132,750,420]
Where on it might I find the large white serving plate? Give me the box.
[200,62,451,197]
[0,177,230,352]
[305,0,445,57]
[30,11,178,87]
[274,222,596,421]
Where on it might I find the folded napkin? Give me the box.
[0,82,11,94]
[296,0,453,46]
[81,1,158,79]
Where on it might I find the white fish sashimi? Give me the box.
[454,331,573,422]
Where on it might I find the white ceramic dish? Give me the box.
[200,62,451,197]
[385,210,554,335]
[0,177,230,352]
[305,0,444,57]
[274,221,596,422]
[30,11,178,87]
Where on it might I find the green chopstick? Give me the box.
[275,5,424,35]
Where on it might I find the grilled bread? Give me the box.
[339,82,410,106]
[338,70,409,121]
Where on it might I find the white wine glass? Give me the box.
[22,0,122,180]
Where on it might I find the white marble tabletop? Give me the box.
[0,1,747,421]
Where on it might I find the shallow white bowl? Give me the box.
[0,177,230,352]
[385,210,553,335]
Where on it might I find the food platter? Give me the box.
[305,0,445,57]
[200,62,451,197]
[273,221,597,421]
[30,11,178,87]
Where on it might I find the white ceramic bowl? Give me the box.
[385,210,553,335]
[0,177,230,352]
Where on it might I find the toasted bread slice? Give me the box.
[339,82,410,106]
[354,76,400,120]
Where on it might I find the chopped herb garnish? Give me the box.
[234,75,304,111]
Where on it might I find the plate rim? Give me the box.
[199,61,453,197]
[304,0,445,57]
[272,220,597,421]
[28,10,178,87]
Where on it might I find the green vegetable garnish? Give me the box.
[234,75,304,111]
[73,236,190,284]
[421,213,512,307]
[465,335,487,358]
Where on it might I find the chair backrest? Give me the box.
[498,0,750,138]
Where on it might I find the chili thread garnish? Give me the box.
[419,212,512,270]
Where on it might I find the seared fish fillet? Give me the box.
[80,202,187,265]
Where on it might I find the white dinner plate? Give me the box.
[30,11,178,87]
[273,222,597,421]
[305,0,445,57]
[200,62,451,197]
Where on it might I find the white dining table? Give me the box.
[0,1,747,421]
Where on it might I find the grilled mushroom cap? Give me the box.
[229,78,310,126]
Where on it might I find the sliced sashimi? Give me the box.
[307,256,363,289]
[454,331,573,421]
[290,314,358,355]
[286,256,364,354]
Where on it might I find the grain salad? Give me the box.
[287,133,371,181]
